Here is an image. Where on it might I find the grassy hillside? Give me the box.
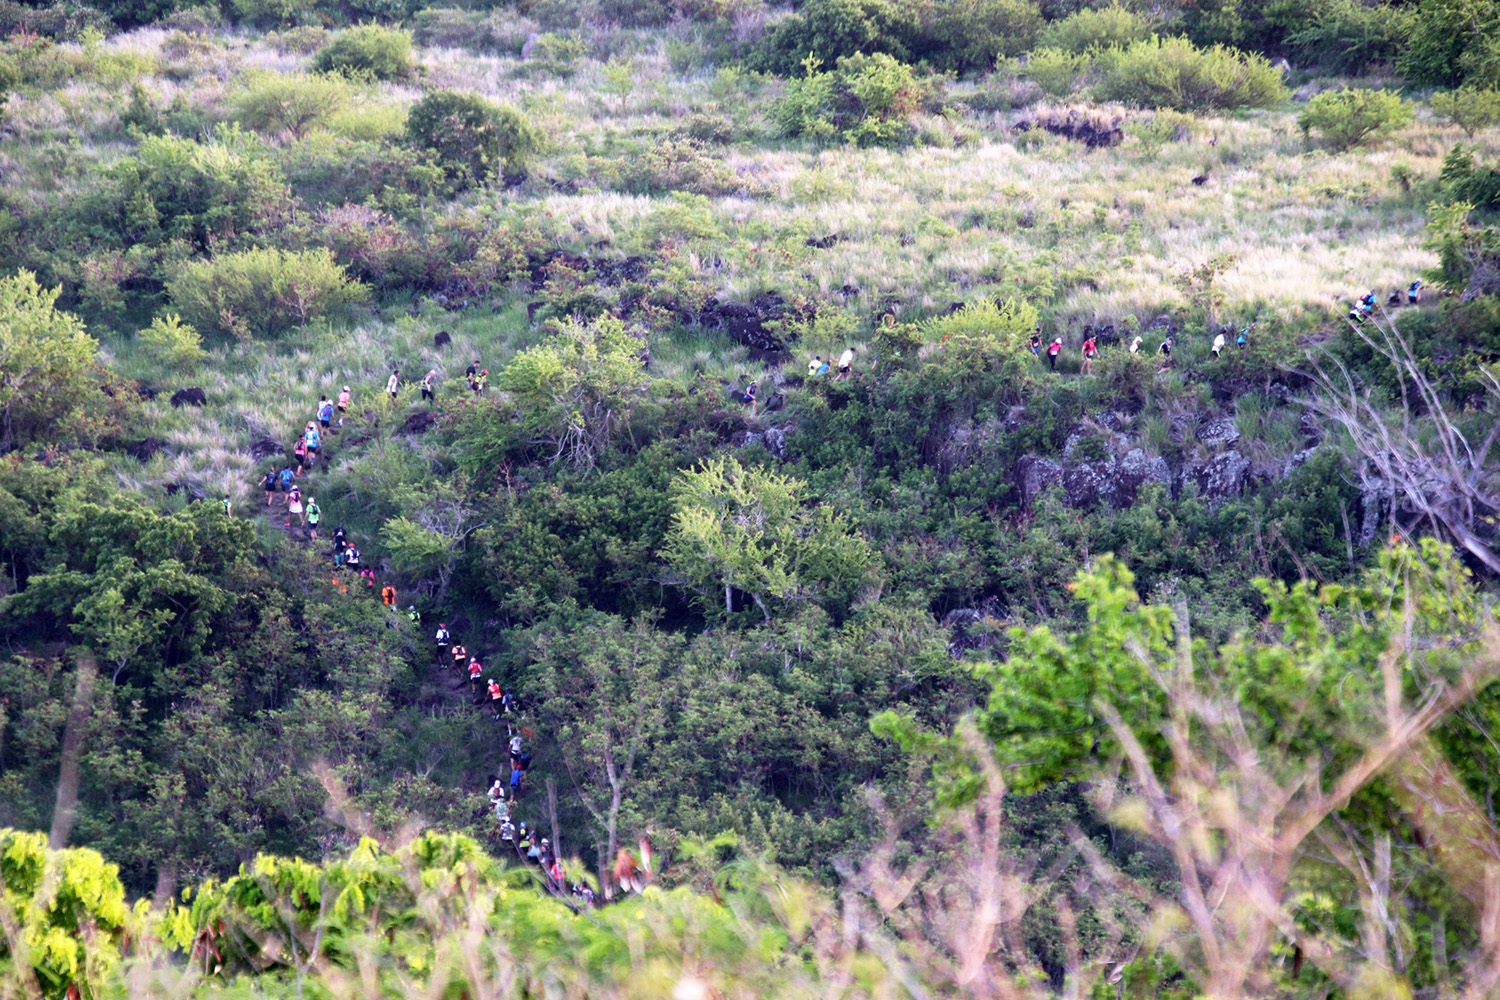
[2,2,1500,996]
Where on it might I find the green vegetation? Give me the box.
[3,1,1500,996]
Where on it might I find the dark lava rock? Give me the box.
[170,387,207,407]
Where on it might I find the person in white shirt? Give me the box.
[1128,336,1142,354]
[836,346,855,380]
[1211,332,1226,357]
[386,370,399,400]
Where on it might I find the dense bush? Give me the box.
[1036,3,1152,53]
[908,0,1043,73]
[1438,144,1500,211]
[1297,87,1412,152]
[312,23,414,80]
[165,247,367,339]
[1092,35,1287,112]
[1400,0,1500,86]
[404,90,540,187]
[137,312,207,369]
[751,0,918,76]
[772,52,923,147]
[0,271,100,451]
[1284,0,1412,75]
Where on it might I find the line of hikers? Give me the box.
[1348,281,1422,323]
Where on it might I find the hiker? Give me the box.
[488,775,506,808]
[508,763,522,800]
[527,831,542,862]
[435,622,450,660]
[808,356,821,377]
[331,540,346,569]
[333,524,347,550]
[468,658,483,702]
[519,824,533,858]
[286,486,304,527]
[304,422,321,465]
[317,396,332,433]
[509,733,523,768]
[381,583,397,606]
[501,689,517,715]
[1348,304,1364,324]
[421,370,436,403]
[1080,335,1097,375]
[407,605,421,626]
[1158,338,1173,358]
[518,748,531,773]
[451,641,467,671]
[1047,337,1062,370]
[1360,291,1377,315]
[1408,279,1422,305]
[361,568,377,590]
[539,838,553,868]
[387,370,399,400]
[1128,336,1143,354]
[1029,333,1041,357]
[816,357,831,377]
[465,359,480,390]
[336,385,350,425]
[500,817,516,843]
[221,494,232,517]
[1237,325,1251,348]
[279,464,295,496]
[293,437,308,476]
[476,369,488,393]
[263,467,278,506]
[306,497,320,539]
[836,346,855,380]
[743,380,758,416]
[487,678,502,717]
[1211,331,1226,357]
[345,543,361,572]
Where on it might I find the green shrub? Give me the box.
[313,24,414,81]
[771,52,922,147]
[228,0,296,27]
[265,25,329,54]
[165,247,367,340]
[1092,35,1288,112]
[750,0,918,77]
[1124,107,1194,156]
[0,54,17,119]
[404,90,540,186]
[1284,0,1413,76]
[627,138,742,196]
[910,0,1043,74]
[231,71,350,140]
[138,312,206,369]
[525,31,587,75]
[1400,0,1500,87]
[1297,87,1413,152]
[1036,4,1151,53]
[1432,85,1500,138]
[1438,144,1500,210]
[1022,47,1090,97]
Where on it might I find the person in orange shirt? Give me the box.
[380,583,396,606]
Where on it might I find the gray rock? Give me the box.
[1283,447,1318,479]
[1183,450,1250,507]
[1063,461,1112,508]
[1016,455,1063,506]
[1359,478,1393,548]
[743,424,798,460]
[1112,448,1171,506]
[1197,416,1240,448]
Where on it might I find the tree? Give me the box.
[137,313,206,370]
[531,614,682,882]
[404,90,540,187]
[0,271,99,452]
[230,71,350,141]
[1309,311,1500,577]
[1172,252,1238,326]
[496,315,648,473]
[381,478,486,605]
[312,24,414,81]
[1298,87,1414,151]
[1432,84,1500,137]
[664,455,873,622]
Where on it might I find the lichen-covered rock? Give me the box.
[1197,416,1240,448]
[1183,450,1250,506]
[1015,455,1063,506]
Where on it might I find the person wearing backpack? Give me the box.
[263,467,279,507]
[306,497,320,539]
[1047,337,1062,371]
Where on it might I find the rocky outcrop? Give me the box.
[1182,450,1250,507]
[1016,455,1063,506]
[248,436,284,459]
[170,387,206,407]
[943,597,1004,658]
[738,424,797,459]
[1196,416,1240,448]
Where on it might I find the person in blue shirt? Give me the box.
[318,396,335,434]
[278,465,295,495]
[1408,279,1422,305]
